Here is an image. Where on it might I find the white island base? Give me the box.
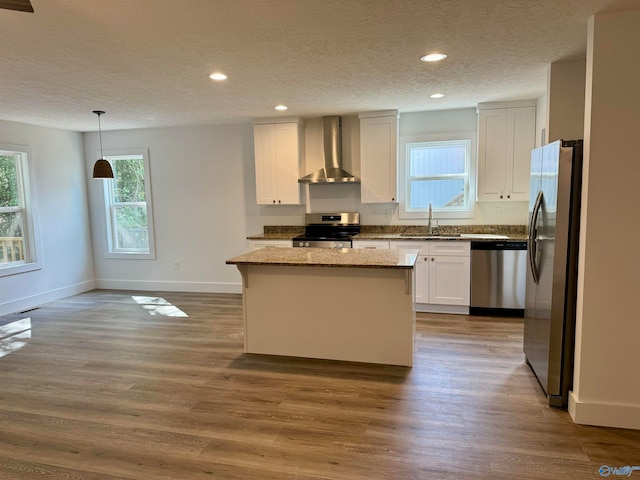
[235,264,415,366]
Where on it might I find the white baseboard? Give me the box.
[569,391,640,430]
[0,280,96,316]
[414,303,469,315]
[95,279,242,294]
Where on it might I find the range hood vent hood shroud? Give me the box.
[298,116,360,184]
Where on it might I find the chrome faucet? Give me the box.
[428,203,433,234]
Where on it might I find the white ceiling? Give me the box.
[1,0,638,132]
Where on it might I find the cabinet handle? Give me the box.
[500,195,503,199]
[272,200,276,204]
[507,194,511,199]
[431,257,434,262]
[278,200,281,204]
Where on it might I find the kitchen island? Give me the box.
[226,247,418,366]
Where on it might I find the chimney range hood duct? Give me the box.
[298,116,360,184]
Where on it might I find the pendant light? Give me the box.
[92,110,114,179]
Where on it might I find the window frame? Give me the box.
[101,148,156,260]
[0,143,42,277]
[398,133,476,220]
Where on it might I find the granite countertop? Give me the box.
[246,232,299,240]
[248,225,528,242]
[226,247,418,269]
[353,232,528,241]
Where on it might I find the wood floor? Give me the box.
[0,291,638,479]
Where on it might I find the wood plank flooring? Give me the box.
[0,290,638,479]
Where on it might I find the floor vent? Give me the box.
[19,307,39,314]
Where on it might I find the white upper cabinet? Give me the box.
[359,110,399,203]
[477,102,536,202]
[253,120,305,205]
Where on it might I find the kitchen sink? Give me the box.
[399,232,461,237]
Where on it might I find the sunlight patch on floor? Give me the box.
[131,296,188,317]
[0,317,31,358]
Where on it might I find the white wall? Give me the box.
[82,108,529,294]
[536,94,547,147]
[546,59,586,143]
[0,106,533,307]
[399,109,528,226]
[84,124,264,293]
[569,9,640,430]
[0,121,95,315]
[304,108,529,226]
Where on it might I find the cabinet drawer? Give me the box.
[429,241,470,256]
[389,241,429,256]
[352,240,390,249]
[249,240,292,250]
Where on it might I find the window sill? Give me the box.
[105,251,156,260]
[398,207,476,221]
[0,261,43,277]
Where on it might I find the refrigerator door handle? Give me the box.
[528,191,543,284]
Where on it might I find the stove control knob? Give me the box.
[297,241,304,247]
[305,242,310,247]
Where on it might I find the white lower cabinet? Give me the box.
[390,241,470,314]
[386,241,428,303]
[428,255,471,306]
[249,240,292,250]
[413,254,430,304]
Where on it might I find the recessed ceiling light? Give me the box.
[420,53,447,62]
[430,93,445,99]
[209,73,227,81]
[275,105,288,111]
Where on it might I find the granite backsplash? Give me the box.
[262,224,526,236]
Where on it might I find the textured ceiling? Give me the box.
[0,0,638,132]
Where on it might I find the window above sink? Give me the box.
[398,131,477,221]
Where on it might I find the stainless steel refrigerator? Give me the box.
[524,139,583,408]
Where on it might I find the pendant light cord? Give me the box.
[98,113,103,158]
[93,110,106,159]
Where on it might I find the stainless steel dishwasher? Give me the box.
[470,241,527,316]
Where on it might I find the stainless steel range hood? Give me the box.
[298,116,360,184]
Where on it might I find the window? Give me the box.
[0,144,41,276]
[399,134,476,220]
[102,149,155,259]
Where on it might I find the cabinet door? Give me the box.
[506,107,536,201]
[414,255,430,303]
[274,123,302,205]
[390,241,429,303]
[360,114,398,203]
[477,106,536,202]
[477,108,508,201]
[428,255,471,306]
[254,124,279,205]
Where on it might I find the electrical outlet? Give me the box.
[173,261,180,270]
[494,207,501,218]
